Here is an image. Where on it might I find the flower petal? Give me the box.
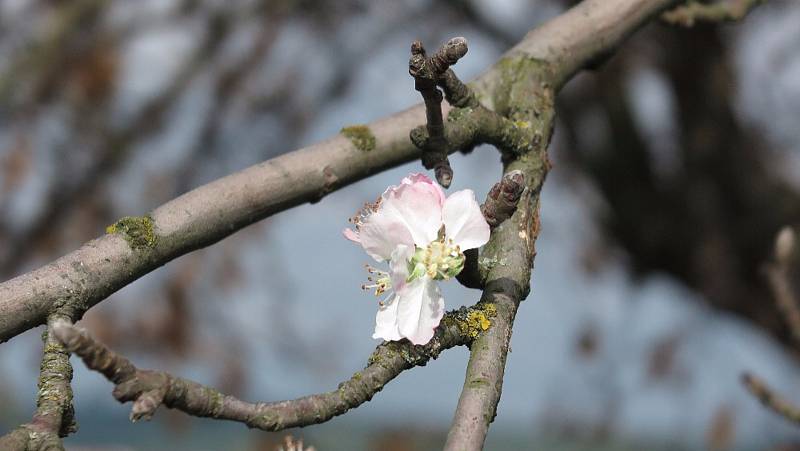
[388,245,414,293]
[358,205,415,261]
[383,176,445,247]
[342,228,360,243]
[396,278,444,345]
[442,189,490,250]
[372,293,402,341]
[383,173,445,205]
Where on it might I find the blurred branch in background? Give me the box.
[662,0,766,27]
[557,9,800,349]
[742,228,800,426]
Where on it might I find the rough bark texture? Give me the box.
[51,306,484,430]
[0,316,77,451]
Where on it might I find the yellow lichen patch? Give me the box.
[467,311,491,334]
[454,303,497,339]
[341,125,376,152]
[106,215,157,250]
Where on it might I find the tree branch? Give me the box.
[741,227,800,425]
[444,78,551,451]
[742,372,800,425]
[457,170,526,290]
[0,316,77,451]
[662,0,766,27]
[445,0,687,448]
[51,306,490,430]
[765,227,800,346]
[0,0,685,345]
[408,37,469,187]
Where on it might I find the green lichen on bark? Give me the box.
[340,125,376,152]
[37,317,77,438]
[106,215,157,250]
[442,303,498,340]
[489,55,552,116]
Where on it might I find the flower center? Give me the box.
[408,238,465,282]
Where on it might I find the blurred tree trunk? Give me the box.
[559,23,800,346]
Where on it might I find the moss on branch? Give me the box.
[106,215,157,250]
[340,125,376,152]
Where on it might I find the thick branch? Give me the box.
[457,170,526,290]
[0,316,77,451]
[445,84,552,450]
[476,0,682,94]
[0,0,686,347]
[446,0,688,448]
[662,0,765,27]
[52,307,483,430]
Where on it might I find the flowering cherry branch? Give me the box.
[1,0,753,449]
[0,0,684,345]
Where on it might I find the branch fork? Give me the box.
[408,37,469,188]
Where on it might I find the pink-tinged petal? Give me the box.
[442,189,490,250]
[342,228,360,243]
[396,278,444,345]
[388,245,413,293]
[358,206,415,262]
[401,173,446,205]
[382,173,445,206]
[383,178,444,247]
[373,294,402,341]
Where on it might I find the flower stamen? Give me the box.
[349,196,382,232]
[361,265,391,297]
[408,237,465,282]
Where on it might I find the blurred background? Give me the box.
[1,0,800,449]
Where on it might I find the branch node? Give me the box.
[409,37,470,188]
[481,170,526,228]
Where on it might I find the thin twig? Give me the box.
[742,372,800,425]
[52,307,484,429]
[662,0,766,27]
[408,37,469,187]
[742,227,800,425]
